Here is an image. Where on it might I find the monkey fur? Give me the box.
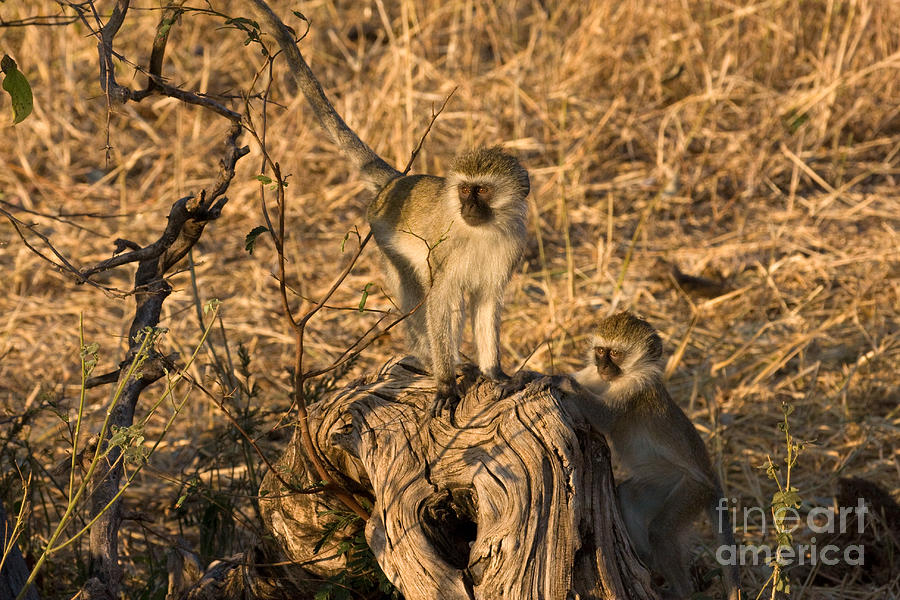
[575,312,741,600]
[368,148,528,412]
[248,3,529,414]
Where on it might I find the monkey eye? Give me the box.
[459,184,471,195]
[608,349,622,361]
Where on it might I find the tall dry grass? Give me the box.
[0,0,898,597]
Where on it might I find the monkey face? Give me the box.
[593,346,623,381]
[458,183,495,226]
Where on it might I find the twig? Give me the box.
[243,52,371,519]
[0,206,124,297]
[402,87,456,175]
[74,6,249,590]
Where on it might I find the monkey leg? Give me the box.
[617,476,673,566]
[403,307,432,365]
[645,478,701,599]
[450,295,466,357]
[426,280,463,416]
[471,286,506,379]
[383,256,432,365]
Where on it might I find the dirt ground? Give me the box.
[1,1,898,598]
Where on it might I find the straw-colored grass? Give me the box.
[1,1,898,597]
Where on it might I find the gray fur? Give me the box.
[575,312,741,600]
[248,1,529,412]
[368,148,529,410]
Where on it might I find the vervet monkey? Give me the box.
[368,147,529,412]
[248,2,529,413]
[574,312,741,600]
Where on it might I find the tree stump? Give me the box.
[259,358,657,600]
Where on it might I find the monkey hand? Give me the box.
[494,369,543,398]
[431,381,460,419]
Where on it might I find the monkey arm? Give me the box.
[553,374,618,435]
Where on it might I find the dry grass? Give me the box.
[1,0,898,598]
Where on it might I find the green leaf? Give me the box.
[292,11,309,23]
[775,486,802,508]
[224,17,260,31]
[245,225,269,254]
[1,55,33,124]
[774,488,797,508]
[108,424,148,465]
[203,298,221,315]
[81,342,100,376]
[175,477,199,509]
[255,174,273,185]
[787,112,808,134]
[237,342,252,373]
[775,531,793,546]
[359,283,373,312]
[314,588,330,600]
[157,12,180,39]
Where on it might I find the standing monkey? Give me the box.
[368,148,529,412]
[248,2,529,413]
[574,312,741,600]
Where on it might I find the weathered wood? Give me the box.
[260,358,658,600]
[170,546,324,600]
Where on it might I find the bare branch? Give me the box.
[0,13,81,28]
[402,87,456,175]
[81,123,248,279]
[86,0,242,122]
[97,0,131,104]
[84,119,247,600]
[143,1,186,91]
[0,206,124,297]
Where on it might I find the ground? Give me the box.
[0,1,898,598]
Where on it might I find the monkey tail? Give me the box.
[707,493,742,600]
[248,0,401,191]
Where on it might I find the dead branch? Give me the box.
[36,17,255,599]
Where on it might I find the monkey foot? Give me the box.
[483,367,510,382]
[431,386,460,419]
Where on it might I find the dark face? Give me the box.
[458,182,495,226]
[593,346,624,382]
